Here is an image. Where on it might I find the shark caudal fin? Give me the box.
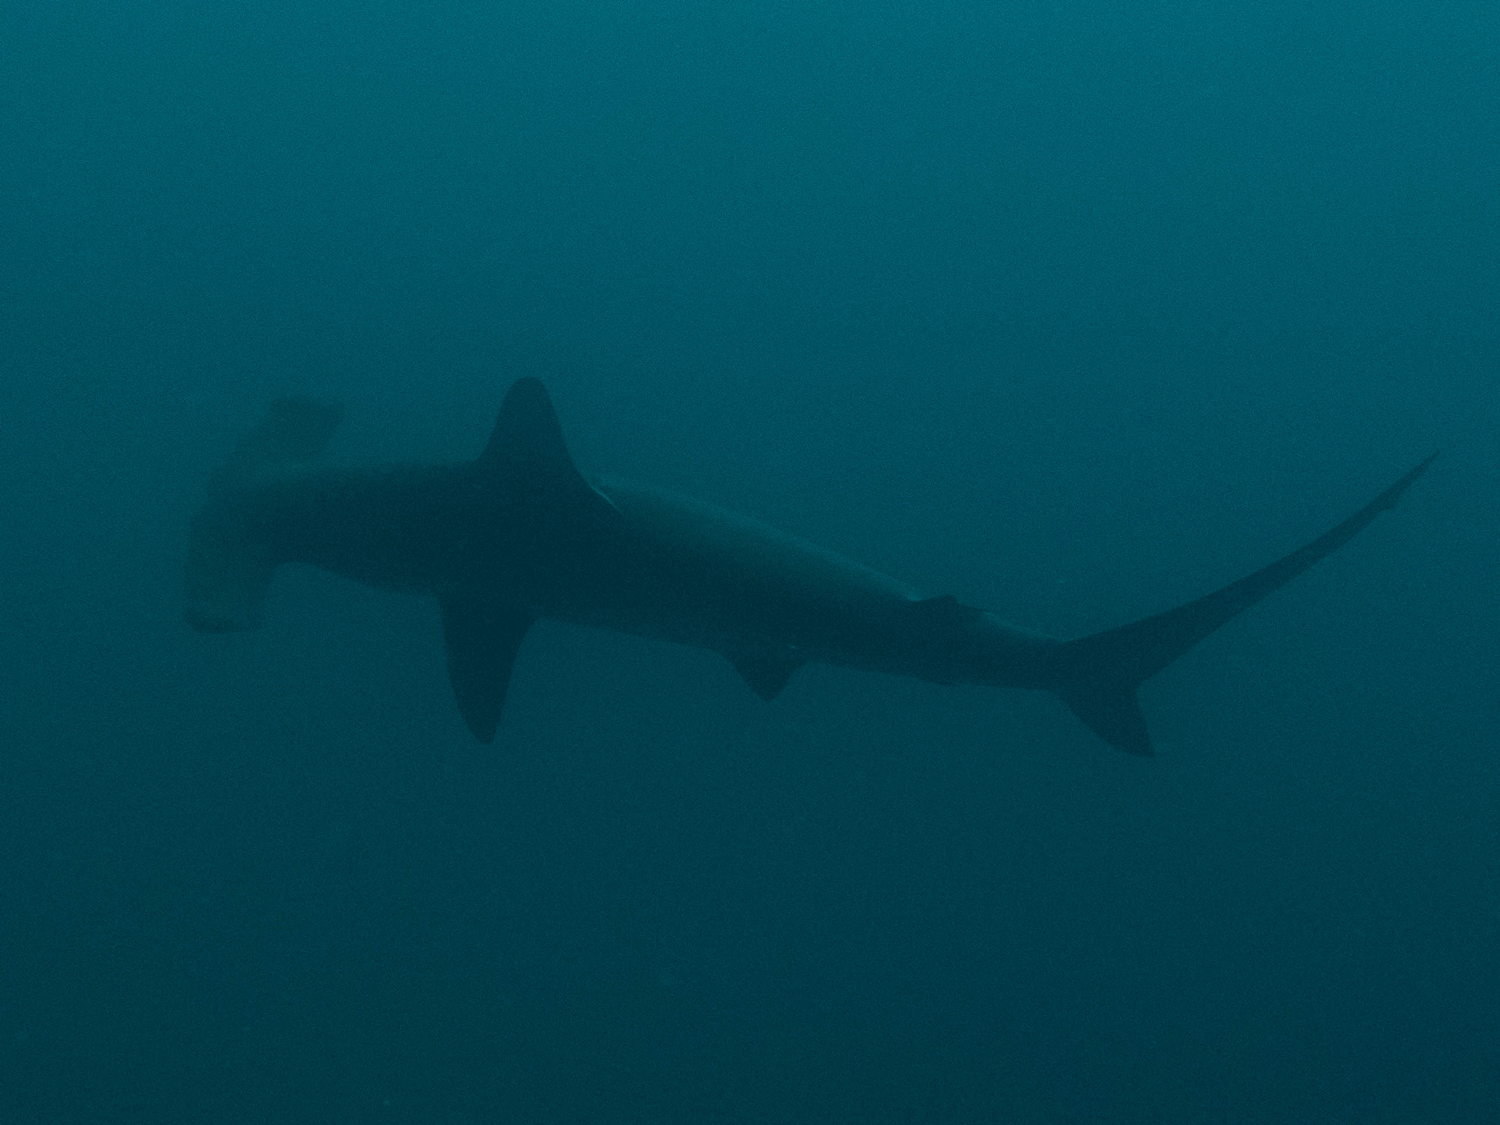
[184,396,344,633]
[1051,455,1436,755]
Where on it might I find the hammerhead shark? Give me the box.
[185,378,1432,754]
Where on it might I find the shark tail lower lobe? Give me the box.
[1050,455,1435,755]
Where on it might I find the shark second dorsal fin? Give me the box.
[909,594,984,626]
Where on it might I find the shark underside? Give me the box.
[185,379,1433,755]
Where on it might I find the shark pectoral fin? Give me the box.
[728,648,803,702]
[439,594,535,743]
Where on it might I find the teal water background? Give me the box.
[2,1,1497,1119]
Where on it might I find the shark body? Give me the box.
[186,379,1432,755]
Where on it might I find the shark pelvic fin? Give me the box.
[1051,454,1437,756]
[728,648,804,701]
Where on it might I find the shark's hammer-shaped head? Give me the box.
[184,395,344,632]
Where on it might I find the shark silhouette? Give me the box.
[185,379,1433,754]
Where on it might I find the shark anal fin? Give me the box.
[440,593,535,742]
[729,648,803,702]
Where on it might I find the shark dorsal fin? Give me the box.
[474,378,620,521]
[479,378,575,477]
